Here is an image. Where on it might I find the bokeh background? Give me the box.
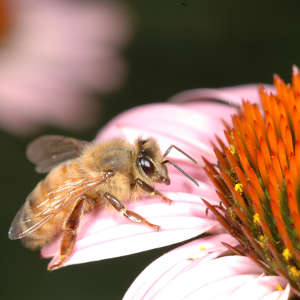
[2,0,300,299]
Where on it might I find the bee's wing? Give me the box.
[8,176,107,240]
[8,201,57,240]
[26,135,89,173]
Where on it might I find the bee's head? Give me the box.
[136,139,170,185]
[135,138,199,187]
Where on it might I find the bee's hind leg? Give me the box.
[104,192,160,231]
[48,197,85,271]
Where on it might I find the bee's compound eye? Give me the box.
[138,157,155,177]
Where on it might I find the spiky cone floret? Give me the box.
[204,67,300,295]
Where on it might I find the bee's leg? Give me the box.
[135,178,173,205]
[48,197,85,271]
[104,192,160,231]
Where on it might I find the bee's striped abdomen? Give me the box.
[11,161,82,249]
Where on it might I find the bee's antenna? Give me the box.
[163,145,197,164]
[163,160,199,187]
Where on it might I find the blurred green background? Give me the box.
[2,0,300,299]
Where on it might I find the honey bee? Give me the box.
[8,135,198,270]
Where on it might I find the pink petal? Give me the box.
[95,103,242,164]
[97,103,234,141]
[262,284,290,300]
[124,234,289,300]
[182,275,289,300]
[168,84,275,106]
[37,99,238,269]
[228,276,290,300]
[42,92,256,268]
[95,84,275,159]
[124,234,238,300]
[42,85,279,268]
[42,192,223,269]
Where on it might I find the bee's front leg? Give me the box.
[135,178,173,205]
[48,197,85,271]
[104,192,160,231]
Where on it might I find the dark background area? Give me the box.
[2,0,300,299]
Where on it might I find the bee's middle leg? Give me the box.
[48,197,85,271]
[104,192,160,231]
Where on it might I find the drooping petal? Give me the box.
[42,85,270,269]
[96,85,275,160]
[40,101,228,269]
[96,103,237,164]
[42,192,223,269]
[124,234,289,300]
[169,84,274,106]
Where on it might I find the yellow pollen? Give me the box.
[229,145,236,154]
[228,207,236,220]
[188,257,199,261]
[282,248,292,261]
[257,235,266,248]
[253,213,261,224]
[150,192,155,196]
[288,266,300,278]
[200,247,206,251]
[276,284,283,291]
[234,183,243,194]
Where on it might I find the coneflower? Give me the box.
[124,79,292,300]
[203,67,300,295]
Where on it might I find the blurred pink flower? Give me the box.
[42,83,273,272]
[0,0,133,135]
